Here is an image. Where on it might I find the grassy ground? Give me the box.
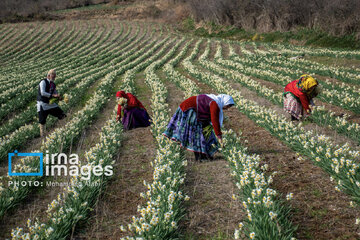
[51,3,129,13]
[305,56,360,69]
[178,17,360,50]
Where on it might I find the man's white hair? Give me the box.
[47,69,56,77]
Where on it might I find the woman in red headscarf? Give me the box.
[116,91,151,130]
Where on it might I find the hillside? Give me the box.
[0,4,360,240]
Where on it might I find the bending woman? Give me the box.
[163,94,234,160]
[283,74,319,121]
[116,91,151,130]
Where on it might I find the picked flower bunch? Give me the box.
[63,94,69,104]
[49,93,70,104]
[117,97,127,107]
[202,125,213,140]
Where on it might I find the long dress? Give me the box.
[283,80,311,120]
[117,92,151,130]
[283,75,318,120]
[163,95,222,156]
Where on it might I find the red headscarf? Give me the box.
[116,91,126,98]
[116,91,147,118]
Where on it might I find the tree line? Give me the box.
[185,0,360,38]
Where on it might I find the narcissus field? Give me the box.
[0,18,359,240]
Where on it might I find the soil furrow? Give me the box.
[193,62,360,239]
[167,66,245,239]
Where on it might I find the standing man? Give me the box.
[37,69,66,137]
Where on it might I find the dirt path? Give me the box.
[226,44,360,124]
[234,76,360,149]
[226,105,360,239]
[315,74,360,89]
[192,63,360,239]
[305,56,360,71]
[73,73,156,239]
[0,21,138,238]
[221,41,230,59]
[0,22,142,169]
[204,59,360,149]
[245,65,360,126]
[170,65,245,239]
[0,77,105,174]
[0,74,126,239]
[69,33,178,239]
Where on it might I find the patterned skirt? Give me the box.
[122,108,151,130]
[163,107,219,156]
[283,93,308,120]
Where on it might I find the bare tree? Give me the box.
[185,0,360,36]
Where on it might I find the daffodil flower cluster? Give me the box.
[1,23,52,62]
[310,106,360,145]
[0,21,90,91]
[0,31,169,219]
[261,41,360,61]
[163,39,200,98]
[223,129,296,239]
[117,97,128,106]
[204,43,360,145]
[0,20,128,121]
[0,22,102,104]
[2,19,111,75]
[11,116,123,240]
[0,22,157,160]
[183,47,360,207]
[120,35,175,93]
[183,40,297,239]
[122,45,188,239]
[0,26,23,53]
[228,45,360,114]
[0,68,118,219]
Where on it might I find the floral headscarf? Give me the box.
[297,74,318,93]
